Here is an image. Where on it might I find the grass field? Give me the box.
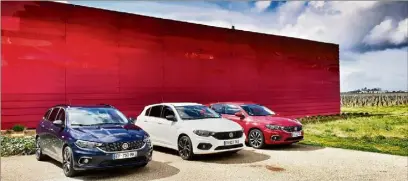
[300,105,408,156]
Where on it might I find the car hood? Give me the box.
[181,118,242,132]
[250,116,302,126]
[69,124,146,143]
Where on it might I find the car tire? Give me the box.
[178,135,194,160]
[35,137,46,161]
[248,129,265,149]
[62,146,77,177]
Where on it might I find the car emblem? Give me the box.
[229,132,234,138]
[122,143,129,150]
[294,127,298,131]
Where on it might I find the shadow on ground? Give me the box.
[261,143,325,151]
[153,146,270,164]
[46,159,179,181]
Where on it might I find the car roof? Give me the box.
[53,104,115,109]
[147,102,203,107]
[209,102,257,106]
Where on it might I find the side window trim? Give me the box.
[48,107,61,122]
[160,106,175,119]
[44,108,53,121]
[145,107,152,116]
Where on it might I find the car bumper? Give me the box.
[190,134,246,154]
[71,143,153,170]
[261,129,304,145]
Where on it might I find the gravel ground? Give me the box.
[1,144,407,181]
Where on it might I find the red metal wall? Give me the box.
[1,1,340,129]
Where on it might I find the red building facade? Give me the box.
[1,1,340,129]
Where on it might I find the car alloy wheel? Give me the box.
[178,136,194,160]
[62,146,77,177]
[248,129,265,149]
[35,137,45,161]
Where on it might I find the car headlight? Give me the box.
[75,140,103,149]
[143,134,151,143]
[265,124,284,130]
[193,130,215,137]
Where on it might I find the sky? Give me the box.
[57,1,408,92]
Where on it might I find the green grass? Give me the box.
[300,106,408,156]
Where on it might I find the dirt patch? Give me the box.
[248,164,285,172]
[265,165,285,172]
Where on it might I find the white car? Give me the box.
[135,102,246,160]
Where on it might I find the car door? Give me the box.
[49,108,67,162]
[144,105,164,144]
[38,108,53,153]
[223,104,246,129]
[42,107,60,159]
[158,106,179,148]
[136,107,152,132]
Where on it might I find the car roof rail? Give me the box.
[54,104,70,107]
[99,104,115,108]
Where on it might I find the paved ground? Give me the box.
[1,145,407,181]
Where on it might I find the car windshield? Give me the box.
[175,105,221,120]
[240,104,275,116]
[67,107,128,126]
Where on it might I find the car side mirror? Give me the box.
[128,117,136,124]
[165,115,176,121]
[234,112,245,119]
[53,120,64,127]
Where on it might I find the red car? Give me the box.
[208,102,304,149]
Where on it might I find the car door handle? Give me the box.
[158,122,163,124]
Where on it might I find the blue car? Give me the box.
[35,104,153,177]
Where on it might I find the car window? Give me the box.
[161,106,175,118]
[210,104,224,114]
[43,108,53,120]
[48,108,61,122]
[149,105,163,118]
[224,104,241,115]
[144,107,152,116]
[56,109,66,123]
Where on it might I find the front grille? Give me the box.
[100,157,147,166]
[285,136,304,141]
[212,130,243,140]
[214,144,244,150]
[97,140,145,152]
[283,126,302,132]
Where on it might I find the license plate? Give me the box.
[224,139,239,146]
[292,131,302,137]
[113,151,137,160]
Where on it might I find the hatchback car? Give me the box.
[135,103,245,160]
[209,102,303,149]
[35,104,153,177]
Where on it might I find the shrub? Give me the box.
[12,124,25,132]
[0,136,36,157]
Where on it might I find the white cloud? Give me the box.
[363,17,408,46]
[253,1,271,12]
[340,48,408,91]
